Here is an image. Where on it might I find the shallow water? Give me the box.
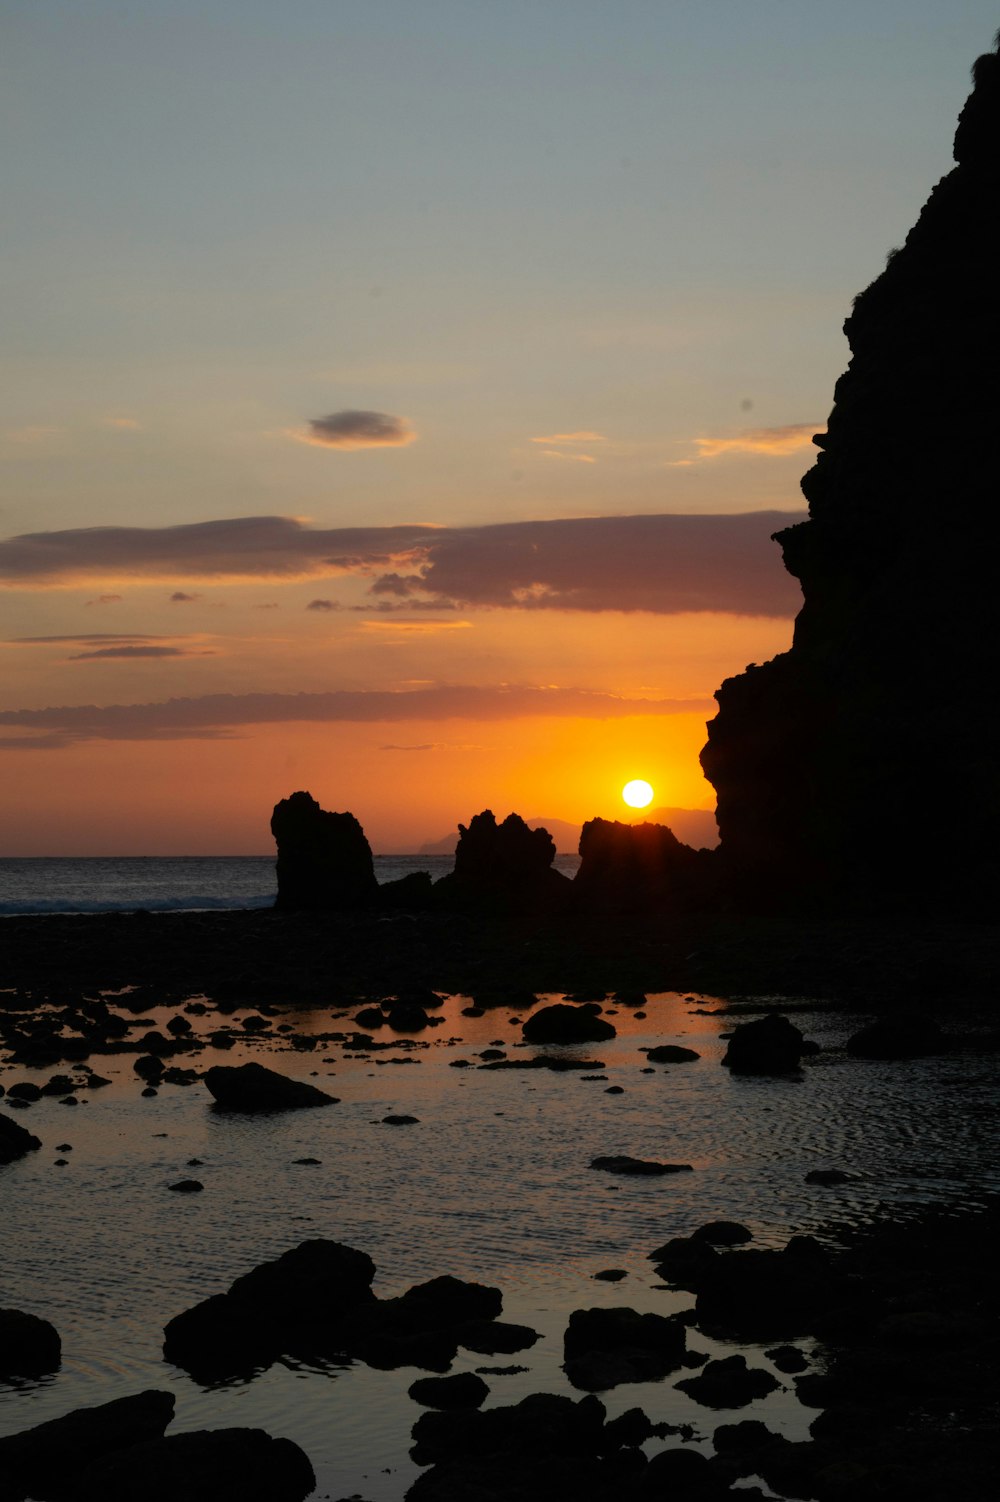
[3,991,998,1499]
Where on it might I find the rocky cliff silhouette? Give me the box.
[701,39,1000,911]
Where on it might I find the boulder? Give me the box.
[590,1156,692,1176]
[0,1308,61,1377]
[0,1112,41,1164]
[645,1044,700,1063]
[203,1062,339,1112]
[408,1373,490,1410]
[721,1013,807,1074]
[694,1244,836,1339]
[76,1426,315,1502]
[457,1319,539,1355]
[410,1391,608,1467]
[433,810,572,914]
[0,1390,174,1501]
[573,818,713,913]
[636,1447,730,1501]
[270,790,378,910]
[563,1306,686,1389]
[676,1353,780,1407]
[693,1220,753,1245]
[522,1004,616,1044]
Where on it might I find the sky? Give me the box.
[1,1,996,854]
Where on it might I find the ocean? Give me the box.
[0,853,583,916]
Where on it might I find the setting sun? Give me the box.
[622,779,654,809]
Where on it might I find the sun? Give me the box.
[622,779,654,810]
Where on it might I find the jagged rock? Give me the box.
[380,870,436,909]
[203,1062,339,1112]
[433,810,571,914]
[522,1004,616,1044]
[76,1426,315,1502]
[573,819,713,913]
[408,1373,490,1410]
[721,1013,807,1074]
[0,1112,41,1164]
[0,1308,61,1377]
[0,1390,174,1501]
[701,43,1000,913]
[563,1307,687,1390]
[270,790,378,910]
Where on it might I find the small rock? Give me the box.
[168,1180,204,1193]
[408,1372,490,1410]
[590,1156,693,1176]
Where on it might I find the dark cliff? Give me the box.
[700,40,1000,911]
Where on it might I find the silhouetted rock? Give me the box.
[701,43,1000,913]
[76,1426,316,1502]
[563,1306,687,1390]
[380,870,436,909]
[693,1220,753,1245]
[410,1391,608,1468]
[0,1390,174,1502]
[694,1242,836,1339]
[270,790,378,910]
[408,1373,490,1410]
[590,1155,692,1176]
[433,810,571,914]
[0,1112,41,1164]
[721,1013,807,1074]
[648,1236,720,1290]
[636,1446,730,1501]
[644,1044,700,1063]
[0,1309,61,1377]
[846,1017,950,1058]
[522,1003,616,1043]
[203,1062,339,1112]
[457,1319,539,1355]
[573,818,713,913]
[676,1353,780,1408]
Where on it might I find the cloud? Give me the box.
[358,619,473,635]
[539,450,597,464]
[306,598,340,612]
[531,431,606,445]
[689,424,822,460]
[68,645,212,661]
[3,426,59,445]
[0,512,802,617]
[0,684,714,749]
[86,594,122,606]
[380,743,435,752]
[103,417,142,431]
[169,591,200,603]
[293,410,418,450]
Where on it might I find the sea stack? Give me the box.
[701,41,1000,911]
[270,790,378,910]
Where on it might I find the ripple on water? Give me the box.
[3,991,999,1500]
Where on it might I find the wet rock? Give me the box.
[721,1013,807,1074]
[40,1073,76,1096]
[0,1308,61,1377]
[563,1306,687,1390]
[648,1236,720,1290]
[134,1054,165,1082]
[590,1156,692,1176]
[0,1111,41,1164]
[765,1343,809,1373]
[644,1044,700,1063]
[0,1390,174,1501]
[168,1179,204,1193]
[694,1244,837,1339]
[693,1220,752,1245]
[382,1114,419,1125]
[354,1006,386,1029]
[712,1417,786,1454]
[76,1426,316,1502]
[433,810,572,915]
[6,1081,42,1102]
[522,1004,616,1044]
[457,1319,539,1355]
[805,1168,857,1186]
[676,1353,780,1407]
[593,1269,628,1282]
[165,1015,192,1035]
[271,790,378,911]
[410,1391,608,1467]
[408,1373,490,1410]
[386,1003,429,1033]
[846,1017,950,1059]
[203,1062,339,1112]
[636,1447,729,1501]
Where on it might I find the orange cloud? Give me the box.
[539,449,597,464]
[690,423,822,459]
[530,431,606,444]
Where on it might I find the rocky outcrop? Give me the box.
[701,42,1000,911]
[0,1112,41,1165]
[0,1309,61,1377]
[720,1013,810,1074]
[522,1003,616,1044]
[0,1390,175,1502]
[270,790,377,910]
[433,810,571,914]
[572,819,712,913]
[75,1427,315,1502]
[202,1062,339,1112]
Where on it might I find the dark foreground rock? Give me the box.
[202,1062,339,1112]
[590,1156,692,1176]
[676,1353,780,1407]
[0,1389,174,1502]
[433,810,571,915]
[572,818,713,914]
[721,1013,809,1074]
[522,1003,616,1044]
[271,789,378,911]
[76,1426,315,1502]
[0,1308,61,1377]
[408,1373,490,1410]
[0,1112,41,1164]
[563,1306,687,1390]
[644,1044,700,1063]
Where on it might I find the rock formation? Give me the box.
[701,41,1000,910]
[433,810,571,913]
[572,818,712,912]
[270,790,377,910]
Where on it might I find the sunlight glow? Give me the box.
[622,779,654,809]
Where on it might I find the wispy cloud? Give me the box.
[290,409,418,450]
[682,423,822,461]
[0,684,714,750]
[6,631,214,663]
[169,591,200,603]
[0,512,803,617]
[85,594,122,607]
[102,417,142,431]
[358,619,473,636]
[539,449,597,464]
[306,598,340,612]
[68,644,212,661]
[531,431,606,445]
